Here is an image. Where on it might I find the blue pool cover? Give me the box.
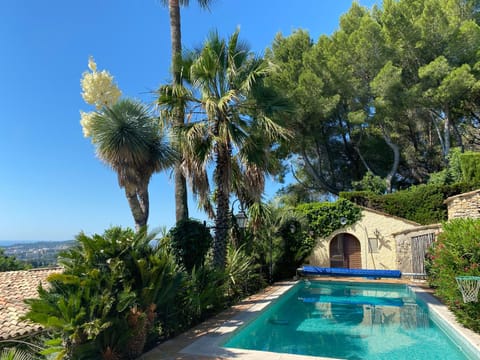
[300,266,402,279]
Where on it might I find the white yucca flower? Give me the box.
[80,56,122,138]
[79,110,96,138]
[80,56,121,110]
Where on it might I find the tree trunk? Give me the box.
[382,129,400,193]
[212,142,231,269]
[444,109,451,161]
[138,181,150,227]
[452,118,464,153]
[169,0,189,222]
[125,186,147,231]
[431,110,446,157]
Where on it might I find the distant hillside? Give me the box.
[1,240,76,268]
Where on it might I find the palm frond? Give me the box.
[157,83,193,115]
[217,89,239,113]
[0,348,35,360]
[255,114,292,142]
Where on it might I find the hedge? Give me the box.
[340,182,480,224]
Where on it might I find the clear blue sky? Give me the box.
[0,0,379,241]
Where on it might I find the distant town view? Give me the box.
[0,241,75,268]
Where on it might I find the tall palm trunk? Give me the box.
[213,142,231,269]
[169,0,189,222]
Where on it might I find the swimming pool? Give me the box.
[222,280,477,359]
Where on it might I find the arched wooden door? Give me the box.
[329,233,362,269]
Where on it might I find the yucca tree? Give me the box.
[159,29,291,269]
[90,99,177,230]
[161,0,214,223]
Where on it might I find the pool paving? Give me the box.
[139,278,480,360]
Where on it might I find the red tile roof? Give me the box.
[0,268,62,340]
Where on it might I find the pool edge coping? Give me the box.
[411,286,480,359]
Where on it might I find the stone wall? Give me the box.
[445,189,480,220]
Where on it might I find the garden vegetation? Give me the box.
[7,0,480,358]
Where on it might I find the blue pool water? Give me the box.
[223,281,474,359]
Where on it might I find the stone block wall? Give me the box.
[445,189,480,220]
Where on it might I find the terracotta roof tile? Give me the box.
[0,268,62,340]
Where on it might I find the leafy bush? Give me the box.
[427,219,480,332]
[178,265,226,324]
[25,227,182,360]
[274,219,310,280]
[169,219,213,272]
[352,172,387,194]
[341,182,480,224]
[172,242,265,329]
[428,148,463,185]
[225,244,264,301]
[460,151,480,184]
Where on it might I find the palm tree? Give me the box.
[159,29,291,269]
[161,0,213,223]
[90,99,177,230]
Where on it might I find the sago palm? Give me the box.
[159,29,291,269]
[0,348,35,360]
[90,99,177,230]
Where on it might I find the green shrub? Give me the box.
[352,172,387,194]
[427,219,480,332]
[428,148,463,185]
[169,219,213,272]
[174,265,227,329]
[25,227,182,360]
[274,219,311,280]
[460,152,480,184]
[340,182,480,224]
[225,244,264,301]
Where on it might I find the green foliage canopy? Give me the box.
[0,249,27,272]
[266,0,480,198]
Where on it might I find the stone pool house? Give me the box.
[306,189,480,276]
